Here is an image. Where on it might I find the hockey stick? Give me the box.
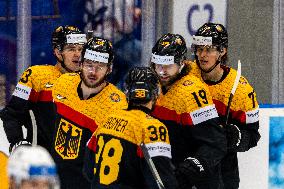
[87,30,94,40]
[29,110,37,146]
[225,60,242,125]
[140,142,166,189]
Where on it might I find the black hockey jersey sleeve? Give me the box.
[0,65,61,145]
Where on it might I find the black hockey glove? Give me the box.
[175,157,205,189]
[9,140,32,154]
[225,123,241,151]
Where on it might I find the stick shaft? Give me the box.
[29,110,37,146]
[140,142,165,189]
[225,60,242,125]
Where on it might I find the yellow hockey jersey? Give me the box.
[85,107,177,189]
[51,73,128,189]
[152,72,226,169]
[187,60,261,187]
[0,65,62,152]
[188,61,259,126]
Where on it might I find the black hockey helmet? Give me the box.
[125,67,159,104]
[193,23,228,49]
[81,37,114,64]
[52,25,87,51]
[193,23,228,72]
[151,33,187,65]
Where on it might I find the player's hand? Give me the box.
[225,123,241,151]
[9,140,31,154]
[175,157,205,188]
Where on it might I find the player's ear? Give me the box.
[79,60,84,71]
[220,48,227,57]
[178,61,185,73]
[107,64,113,75]
[54,48,63,60]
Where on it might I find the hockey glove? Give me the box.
[9,140,31,154]
[225,123,241,151]
[175,157,205,189]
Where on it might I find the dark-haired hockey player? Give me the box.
[189,23,260,189]
[84,66,178,189]
[0,25,87,154]
[150,33,227,189]
[51,37,127,189]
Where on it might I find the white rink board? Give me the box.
[172,0,227,46]
[0,118,9,156]
[0,118,28,156]
[238,108,272,189]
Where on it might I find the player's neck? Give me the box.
[55,62,68,74]
[202,66,224,82]
[145,101,153,110]
[80,81,107,100]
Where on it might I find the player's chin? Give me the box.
[85,81,99,88]
[71,66,80,72]
[160,79,170,87]
[159,76,170,82]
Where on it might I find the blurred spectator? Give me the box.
[8,146,60,189]
[83,0,142,89]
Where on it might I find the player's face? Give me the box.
[153,63,181,87]
[9,178,50,189]
[21,179,50,189]
[61,44,84,72]
[195,45,221,72]
[81,59,111,88]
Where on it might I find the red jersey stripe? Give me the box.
[152,106,193,126]
[56,102,98,132]
[213,99,246,124]
[38,90,53,102]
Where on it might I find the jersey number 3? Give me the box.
[20,68,32,83]
[94,136,123,185]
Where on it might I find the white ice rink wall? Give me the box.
[172,0,227,49]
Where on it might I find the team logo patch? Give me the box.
[183,80,194,86]
[55,119,82,160]
[110,93,121,102]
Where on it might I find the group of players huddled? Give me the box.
[1,23,260,189]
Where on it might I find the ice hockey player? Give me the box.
[150,33,227,188]
[84,66,178,189]
[51,36,128,189]
[0,25,86,154]
[189,22,260,189]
